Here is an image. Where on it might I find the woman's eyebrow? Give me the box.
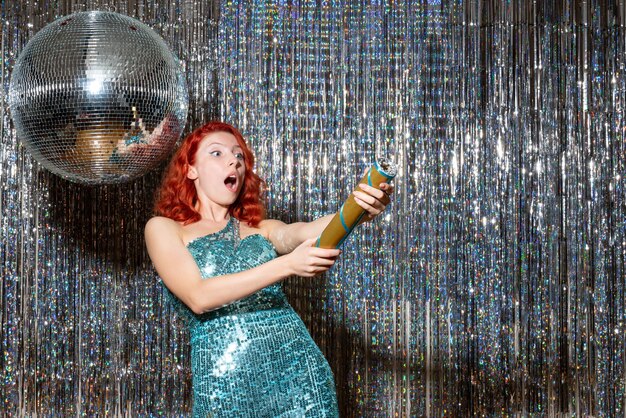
[205,142,242,149]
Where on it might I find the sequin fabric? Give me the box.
[165,217,339,417]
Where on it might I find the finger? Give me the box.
[353,196,382,216]
[305,237,319,245]
[303,263,334,276]
[354,191,385,212]
[376,184,393,205]
[376,187,392,205]
[309,247,341,258]
[357,184,390,207]
[310,257,336,267]
[307,269,328,278]
[299,237,319,248]
[380,183,394,196]
[352,195,371,211]
[358,183,387,200]
[354,188,383,204]
[302,269,325,278]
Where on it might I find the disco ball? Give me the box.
[8,11,188,184]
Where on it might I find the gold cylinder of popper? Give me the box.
[316,159,397,249]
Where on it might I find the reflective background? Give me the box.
[1,0,625,416]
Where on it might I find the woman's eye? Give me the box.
[210,150,221,157]
[235,153,244,160]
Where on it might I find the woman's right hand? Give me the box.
[284,238,341,277]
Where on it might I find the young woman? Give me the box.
[145,121,393,417]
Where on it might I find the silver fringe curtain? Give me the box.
[0,0,219,415]
[2,0,626,416]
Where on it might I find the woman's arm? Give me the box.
[263,181,394,255]
[260,215,333,255]
[145,216,340,314]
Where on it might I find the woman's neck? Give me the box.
[196,199,230,222]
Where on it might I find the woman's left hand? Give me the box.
[353,181,394,223]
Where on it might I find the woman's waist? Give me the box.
[188,287,291,325]
[188,303,302,343]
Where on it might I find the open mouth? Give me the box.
[224,174,238,192]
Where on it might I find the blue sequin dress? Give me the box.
[167,217,339,417]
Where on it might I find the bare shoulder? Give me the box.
[258,218,294,246]
[257,218,303,254]
[258,219,287,236]
[145,216,183,241]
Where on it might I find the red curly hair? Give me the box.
[154,121,265,226]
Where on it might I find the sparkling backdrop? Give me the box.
[0,0,218,415]
[220,0,626,416]
[1,0,626,417]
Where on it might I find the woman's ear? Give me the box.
[186,164,198,180]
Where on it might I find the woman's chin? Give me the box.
[220,194,240,206]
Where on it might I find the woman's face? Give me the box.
[187,131,246,207]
